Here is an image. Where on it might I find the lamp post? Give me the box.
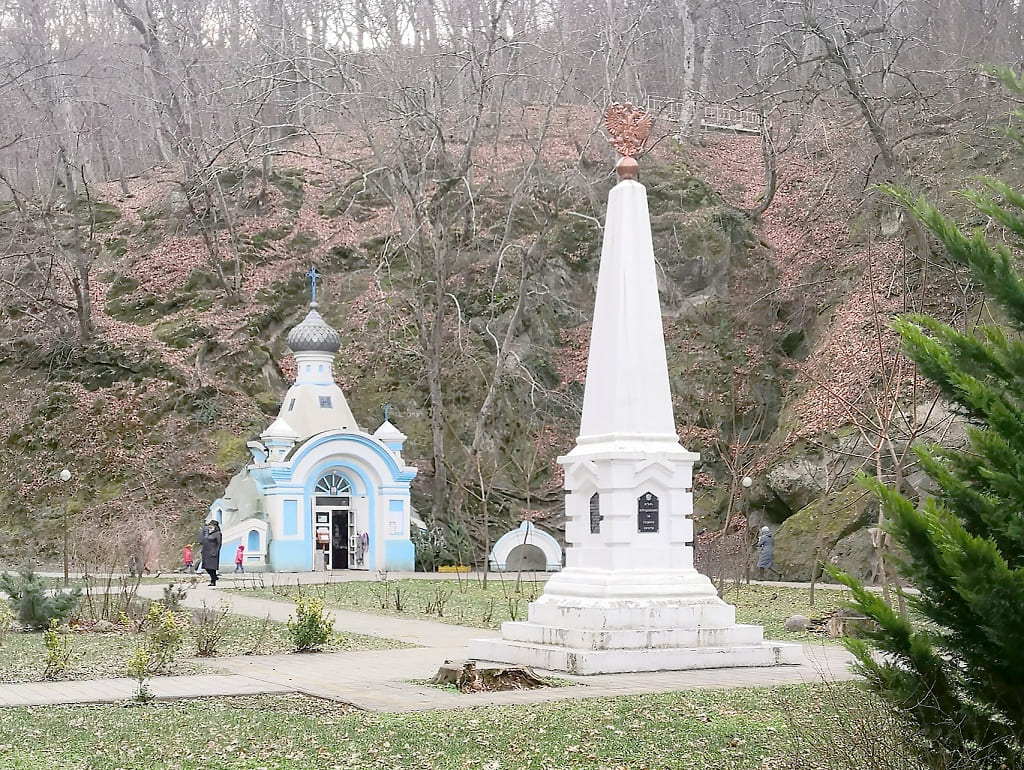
[59,468,71,586]
[741,476,753,584]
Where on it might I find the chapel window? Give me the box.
[319,396,333,408]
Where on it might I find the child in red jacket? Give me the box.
[234,544,245,573]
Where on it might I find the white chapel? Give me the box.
[208,274,417,572]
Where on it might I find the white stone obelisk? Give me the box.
[468,105,801,674]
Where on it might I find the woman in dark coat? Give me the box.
[756,526,778,579]
[200,520,222,586]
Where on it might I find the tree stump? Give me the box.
[431,660,552,692]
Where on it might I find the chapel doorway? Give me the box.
[330,510,349,569]
[506,543,547,571]
[315,472,352,571]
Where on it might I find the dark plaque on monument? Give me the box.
[637,492,659,533]
[589,492,602,534]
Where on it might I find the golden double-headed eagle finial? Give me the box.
[604,102,650,180]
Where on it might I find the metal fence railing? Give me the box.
[644,96,765,135]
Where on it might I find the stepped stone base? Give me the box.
[497,619,766,649]
[468,636,803,675]
[468,580,804,675]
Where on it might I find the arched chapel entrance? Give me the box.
[314,472,353,569]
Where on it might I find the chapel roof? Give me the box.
[373,419,406,443]
[261,416,299,441]
[286,303,341,354]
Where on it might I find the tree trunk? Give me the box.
[427,240,449,523]
[676,0,698,141]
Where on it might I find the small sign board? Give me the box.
[589,492,602,534]
[637,492,659,533]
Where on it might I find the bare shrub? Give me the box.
[192,602,232,657]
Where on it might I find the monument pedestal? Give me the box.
[469,638,801,676]
[468,445,803,674]
[468,567,802,674]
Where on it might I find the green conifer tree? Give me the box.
[835,68,1024,770]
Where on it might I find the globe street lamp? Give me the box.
[741,476,753,583]
[59,468,72,586]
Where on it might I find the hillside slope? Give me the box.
[0,114,1006,575]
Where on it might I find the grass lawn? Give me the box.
[0,613,407,684]
[0,682,906,770]
[245,578,852,644]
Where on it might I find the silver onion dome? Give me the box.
[286,305,341,353]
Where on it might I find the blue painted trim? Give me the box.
[270,537,312,571]
[270,466,295,483]
[290,431,417,482]
[384,539,415,571]
[282,500,298,536]
[388,499,404,513]
[219,536,240,567]
[267,483,304,493]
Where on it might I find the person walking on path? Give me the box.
[234,544,245,573]
[756,526,779,579]
[201,520,222,586]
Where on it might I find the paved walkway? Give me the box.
[0,578,860,711]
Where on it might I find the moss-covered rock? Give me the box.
[40,342,181,391]
[153,318,212,349]
[318,174,392,218]
[288,230,319,254]
[105,286,164,323]
[254,390,281,415]
[271,168,304,212]
[105,274,139,301]
[211,429,248,472]
[644,165,720,216]
[85,199,121,229]
[828,527,879,584]
[773,484,878,581]
[103,236,128,258]
[246,224,293,250]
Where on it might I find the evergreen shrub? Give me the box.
[0,564,81,630]
[835,67,1024,770]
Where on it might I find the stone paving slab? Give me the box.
[204,641,854,713]
[0,675,292,707]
